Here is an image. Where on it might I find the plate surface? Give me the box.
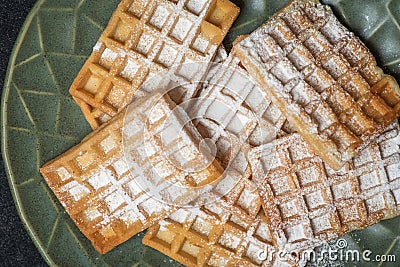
[2,0,400,266]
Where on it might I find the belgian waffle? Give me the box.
[70,0,239,128]
[249,121,400,256]
[143,174,301,267]
[40,92,224,254]
[233,0,400,170]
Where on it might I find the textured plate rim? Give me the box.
[0,0,56,266]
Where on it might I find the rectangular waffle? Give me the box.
[233,0,400,170]
[249,121,400,255]
[70,0,239,128]
[40,92,224,254]
[143,175,301,267]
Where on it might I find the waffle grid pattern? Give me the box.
[143,174,301,267]
[73,96,113,129]
[234,0,400,169]
[193,56,293,144]
[71,0,239,129]
[40,93,223,253]
[249,122,400,254]
[75,46,228,130]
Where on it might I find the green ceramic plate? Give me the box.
[2,0,400,266]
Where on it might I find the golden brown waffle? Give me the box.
[233,0,400,170]
[249,121,400,256]
[70,0,239,128]
[40,92,224,254]
[143,173,301,267]
[143,213,284,267]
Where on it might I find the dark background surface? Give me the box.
[0,0,47,266]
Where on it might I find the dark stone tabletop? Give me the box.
[0,1,47,266]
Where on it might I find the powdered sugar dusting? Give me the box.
[62,181,90,201]
[248,121,400,255]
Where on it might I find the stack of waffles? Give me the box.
[39,0,400,266]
